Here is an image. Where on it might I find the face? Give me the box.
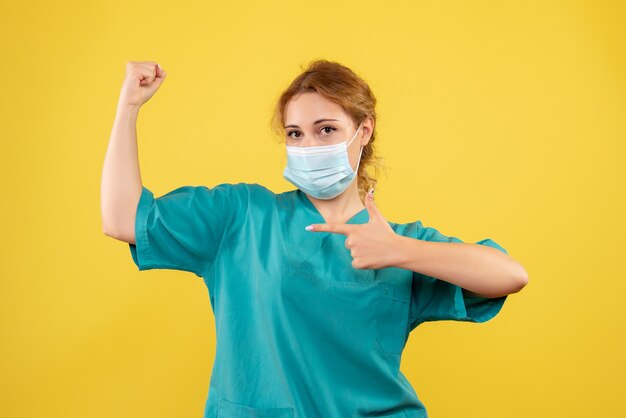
[284,91,373,171]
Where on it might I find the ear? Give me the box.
[360,116,375,147]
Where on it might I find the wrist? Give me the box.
[116,102,141,117]
[389,234,415,269]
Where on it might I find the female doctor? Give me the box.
[101,59,529,418]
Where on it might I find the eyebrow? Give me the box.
[284,118,340,129]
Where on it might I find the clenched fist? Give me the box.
[118,61,167,109]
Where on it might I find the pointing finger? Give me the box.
[306,223,354,235]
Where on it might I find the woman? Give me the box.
[101,59,528,418]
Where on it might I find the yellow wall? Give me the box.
[1,0,624,417]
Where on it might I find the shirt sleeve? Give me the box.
[407,222,509,331]
[128,183,247,277]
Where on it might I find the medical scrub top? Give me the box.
[128,182,508,418]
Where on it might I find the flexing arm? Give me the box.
[100,61,167,243]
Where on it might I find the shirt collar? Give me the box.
[295,189,370,225]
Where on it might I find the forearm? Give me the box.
[391,235,528,298]
[100,103,143,241]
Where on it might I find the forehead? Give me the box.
[284,92,347,125]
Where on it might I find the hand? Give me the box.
[118,61,167,109]
[305,188,402,270]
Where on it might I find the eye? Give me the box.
[321,126,336,135]
[286,130,301,139]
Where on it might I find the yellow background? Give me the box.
[1,0,624,417]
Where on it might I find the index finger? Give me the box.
[305,223,354,235]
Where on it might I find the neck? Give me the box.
[306,180,364,224]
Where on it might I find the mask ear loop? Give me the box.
[350,122,365,173]
[353,145,364,173]
[346,122,363,149]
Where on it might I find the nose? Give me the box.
[296,136,323,148]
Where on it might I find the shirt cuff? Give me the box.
[129,186,155,270]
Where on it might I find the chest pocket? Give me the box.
[374,270,412,355]
[218,398,294,418]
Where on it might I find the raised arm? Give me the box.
[100,61,167,243]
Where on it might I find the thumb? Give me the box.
[153,66,167,86]
[146,68,167,93]
[364,187,384,222]
[156,64,167,79]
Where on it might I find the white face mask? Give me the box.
[283,122,364,200]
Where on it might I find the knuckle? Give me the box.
[352,258,363,269]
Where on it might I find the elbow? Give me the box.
[102,221,119,238]
[500,260,529,295]
[512,267,529,293]
[102,221,130,242]
[102,208,136,242]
